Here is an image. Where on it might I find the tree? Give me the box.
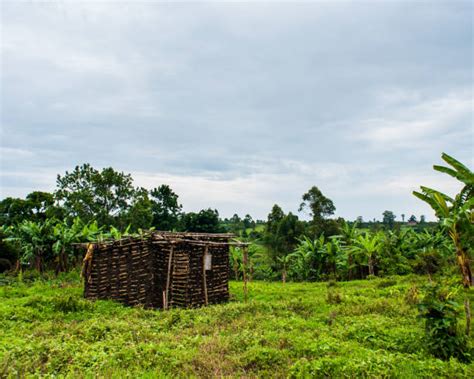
[0,198,31,226]
[150,185,182,231]
[401,214,406,223]
[382,210,396,229]
[228,213,243,234]
[182,209,221,233]
[299,186,335,222]
[299,186,336,237]
[0,191,61,226]
[413,153,473,288]
[267,204,284,232]
[243,214,255,229]
[408,215,417,223]
[125,188,153,231]
[263,206,304,280]
[25,191,55,220]
[276,213,305,255]
[55,164,138,227]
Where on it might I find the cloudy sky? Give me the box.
[1,1,472,221]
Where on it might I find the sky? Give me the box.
[1,1,472,221]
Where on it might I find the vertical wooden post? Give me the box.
[165,245,174,310]
[243,245,248,303]
[203,245,209,306]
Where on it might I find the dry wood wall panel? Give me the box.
[84,233,231,309]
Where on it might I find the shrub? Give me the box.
[418,282,471,362]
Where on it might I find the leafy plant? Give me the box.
[418,282,470,361]
[413,153,473,287]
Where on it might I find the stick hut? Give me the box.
[82,231,244,309]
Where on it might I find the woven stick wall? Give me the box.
[83,232,238,309]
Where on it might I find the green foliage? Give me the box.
[181,208,222,233]
[382,210,396,229]
[55,163,139,227]
[418,281,471,362]
[299,186,335,223]
[413,153,473,287]
[150,185,182,231]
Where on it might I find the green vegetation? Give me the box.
[1,273,473,378]
[0,152,472,375]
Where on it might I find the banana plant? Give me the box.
[277,254,294,283]
[7,219,55,272]
[229,246,242,280]
[52,218,83,273]
[335,221,360,279]
[413,153,473,288]
[350,232,382,277]
[291,235,326,281]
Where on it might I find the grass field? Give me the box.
[1,273,473,378]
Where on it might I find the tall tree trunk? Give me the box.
[282,268,287,283]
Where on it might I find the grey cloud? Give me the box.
[1,1,472,220]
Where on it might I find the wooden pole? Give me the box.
[203,245,209,306]
[165,245,174,310]
[243,246,248,303]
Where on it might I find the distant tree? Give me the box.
[0,191,62,226]
[356,216,363,224]
[299,186,336,237]
[263,205,304,279]
[299,186,335,222]
[408,215,417,223]
[420,215,426,224]
[382,210,396,229]
[401,214,405,223]
[228,213,243,234]
[266,204,285,233]
[55,164,138,227]
[182,208,221,233]
[230,214,241,224]
[243,214,255,229]
[149,185,182,231]
[0,198,31,226]
[276,213,304,255]
[124,188,153,231]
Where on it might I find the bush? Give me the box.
[418,282,471,362]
